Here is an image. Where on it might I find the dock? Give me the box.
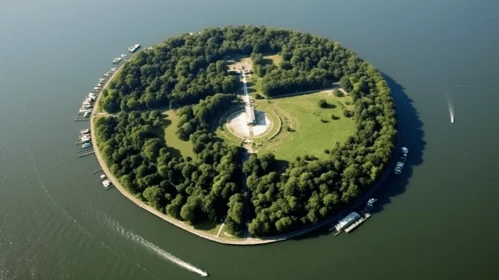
[77,151,95,158]
[92,168,102,174]
[344,213,371,233]
[74,117,89,122]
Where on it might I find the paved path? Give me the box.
[215,223,225,237]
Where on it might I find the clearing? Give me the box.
[162,110,196,159]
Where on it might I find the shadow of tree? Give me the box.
[288,73,426,241]
[370,74,426,214]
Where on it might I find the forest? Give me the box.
[95,25,397,237]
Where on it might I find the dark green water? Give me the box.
[1,0,498,279]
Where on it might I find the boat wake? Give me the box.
[104,217,208,277]
[26,141,94,238]
[445,92,455,124]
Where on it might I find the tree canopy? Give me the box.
[95,25,397,237]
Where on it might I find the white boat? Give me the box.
[93,87,101,90]
[128,44,141,53]
[394,147,409,175]
[112,57,122,64]
[120,54,127,58]
[81,143,92,149]
[102,180,112,189]
[100,174,106,180]
[80,129,90,134]
[83,112,91,118]
[103,73,109,77]
[365,198,377,211]
[99,78,105,82]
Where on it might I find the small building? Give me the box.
[334,212,361,232]
[245,105,255,125]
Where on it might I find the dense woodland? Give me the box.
[95,26,397,237]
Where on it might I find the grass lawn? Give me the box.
[193,220,222,235]
[162,110,196,159]
[264,54,282,65]
[255,91,356,162]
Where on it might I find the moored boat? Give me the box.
[394,147,409,175]
[81,142,91,149]
[128,44,141,53]
[80,128,90,134]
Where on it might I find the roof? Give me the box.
[335,212,361,231]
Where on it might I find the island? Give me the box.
[90,26,397,245]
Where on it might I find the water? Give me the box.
[445,92,455,123]
[104,216,208,277]
[1,0,499,279]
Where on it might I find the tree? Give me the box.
[340,76,353,92]
[142,138,162,161]
[318,99,328,108]
[143,186,165,210]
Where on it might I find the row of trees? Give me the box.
[95,26,397,237]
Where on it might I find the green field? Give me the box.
[264,54,282,65]
[254,91,356,162]
[162,110,196,159]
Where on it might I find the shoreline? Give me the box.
[90,64,400,245]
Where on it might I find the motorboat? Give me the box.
[80,129,90,134]
[394,147,409,175]
[128,44,141,53]
[81,143,92,149]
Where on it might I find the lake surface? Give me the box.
[1,0,499,279]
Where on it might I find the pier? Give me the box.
[77,151,95,158]
[74,117,89,122]
[92,168,102,174]
[344,213,371,233]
